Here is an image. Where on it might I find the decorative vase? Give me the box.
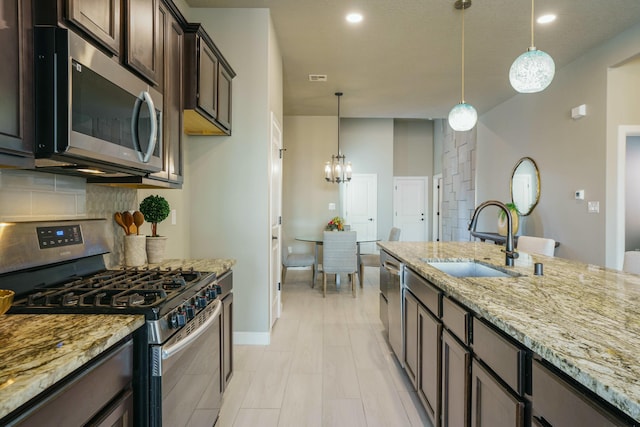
[124,235,147,267]
[146,236,168,264]
[497,208,519,236]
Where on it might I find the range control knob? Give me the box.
[169,313,178,329]
[196,295,207,308]
[206,287,217,299]
[214,284,222,295]
[185,304,195,319]
[175,311,186,327]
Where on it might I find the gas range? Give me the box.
[2,219,221,343]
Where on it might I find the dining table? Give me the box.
[295,233,379,285]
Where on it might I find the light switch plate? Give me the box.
[588,201,599,213]
[329,203,336,211]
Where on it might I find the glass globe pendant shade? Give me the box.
[448,102,478,132]
[509,48,555,93]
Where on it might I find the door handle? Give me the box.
[368,218,374,221]
[272,236,278,240]
[131,91,159,163]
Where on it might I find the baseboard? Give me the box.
[234,331,271,345]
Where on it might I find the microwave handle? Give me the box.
[131,91,159,164]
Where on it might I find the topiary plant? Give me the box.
[139,195,170,237]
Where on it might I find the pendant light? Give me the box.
[509,0,555,93]
[324,92,352,183]
[448,0,477,132]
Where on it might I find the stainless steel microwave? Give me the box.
[34,26,163,177]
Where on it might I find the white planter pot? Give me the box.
[124,235,147,267]
[146,236,168,264]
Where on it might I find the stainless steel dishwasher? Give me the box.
[380,250,404,364]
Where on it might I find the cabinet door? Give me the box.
[0,0,34,167]
[126,0,161,85]
[149,4,183,185]
[442,329,471,427]
[404,290,419,388]
[419,304,442,427]
[532,359,629,427]
[67,0,120,54]
[471,359,525,427]
[222,293,234,391]
[198,39,218,120]
[216,65,232,131]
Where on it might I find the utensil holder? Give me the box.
[124,235,147,267]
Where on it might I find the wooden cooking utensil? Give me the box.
[123,211,134,236]
[114,212,128,234]
[133,211,145,235]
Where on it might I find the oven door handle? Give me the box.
[161,300,222,360]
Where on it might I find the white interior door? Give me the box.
[393,176,428,241]
[433,173,443,242]
[343,174,377,253]
[269,112,283,329]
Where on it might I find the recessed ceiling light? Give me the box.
[537,14,556,24]
[346,13,363,24]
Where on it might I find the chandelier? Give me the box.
[448,0,477,132]
[324,92,352,183]
[509,0,555,93]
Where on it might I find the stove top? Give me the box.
[10,267,215,318]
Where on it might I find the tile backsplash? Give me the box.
[0,169,137,267]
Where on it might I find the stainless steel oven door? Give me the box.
[151,300,222,427]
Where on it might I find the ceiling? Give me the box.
[185,0,640,119]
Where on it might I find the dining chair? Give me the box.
[359,227,401,287]
[516,235,555,257]
[322,231,358,297]
[282,246,316,285]
[623,251,640,275]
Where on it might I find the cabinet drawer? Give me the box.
[532,359,629,426]
[405,267,441,317]
[442,296,470,345]
[472,318,526,396]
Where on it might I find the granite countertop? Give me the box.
[0,314,145,420]
[121,258,236,276]
[377,241,640,422]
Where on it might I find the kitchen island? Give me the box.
[378,241,640,423]
[0,314,145,420]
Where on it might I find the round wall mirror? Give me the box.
[511,157,540,216]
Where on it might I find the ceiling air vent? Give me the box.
[308,74,327,82]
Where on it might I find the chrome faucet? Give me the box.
[468,200,519,266]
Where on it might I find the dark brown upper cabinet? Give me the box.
[65,0,121,55]
[125,0,162,86]
[0,0,35,168]
[183,23,235,136]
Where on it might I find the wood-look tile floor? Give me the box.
[217,267,433,427]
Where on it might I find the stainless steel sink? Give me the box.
[425,261,521,278]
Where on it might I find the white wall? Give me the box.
[341,118,394,239]
[477,22,640,265]
[145,7,281,342]
[282,116,339,254]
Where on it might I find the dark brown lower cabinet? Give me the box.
[418,304,442,427]
[404,290,419,387]
[442,329,471,427]
[471,359,525,427]
[531,359,631,427]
